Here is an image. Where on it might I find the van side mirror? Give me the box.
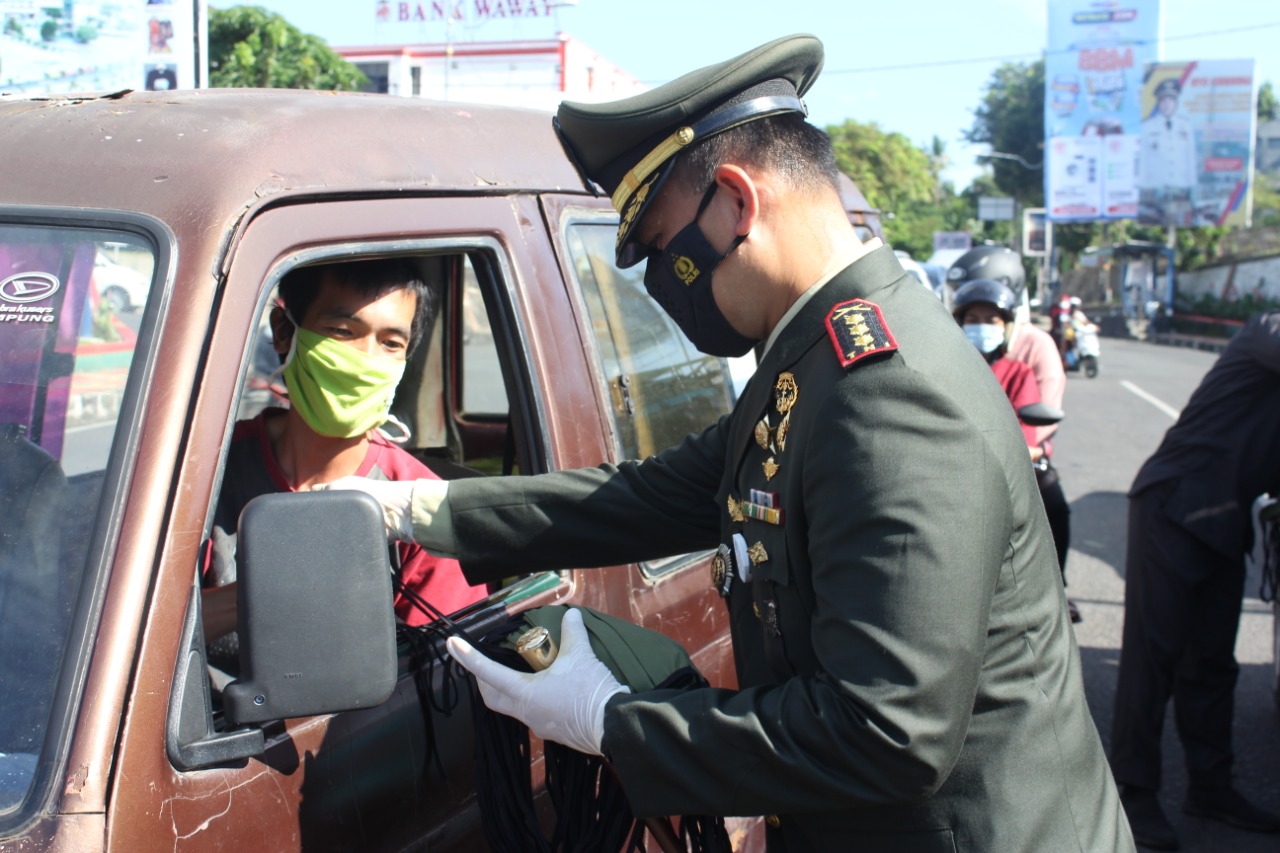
[222,490,399,725]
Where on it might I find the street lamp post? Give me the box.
[976,150,1046,299]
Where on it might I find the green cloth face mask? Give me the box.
[281,325,407,438]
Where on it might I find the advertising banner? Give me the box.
[1,1,205,96]
[1022,208,1052,257]
[933,232,973,254]
[1044,0,1162,221]
[1137,60,1257,227]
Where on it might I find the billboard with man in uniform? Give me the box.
[1138,78,1198,226]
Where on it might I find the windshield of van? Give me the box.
[0,225,154,815]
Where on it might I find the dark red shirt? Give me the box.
[205,410,487,624]
[990,356,1041,448]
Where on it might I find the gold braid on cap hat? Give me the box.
[609,93,807,216]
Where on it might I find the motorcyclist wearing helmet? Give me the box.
[952,279,1041,450]
[949,246,1079,622]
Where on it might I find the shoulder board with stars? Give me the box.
[825,298,898,369]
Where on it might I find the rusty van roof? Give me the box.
[0,88,592,224]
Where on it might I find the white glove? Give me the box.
[317,476,416,542]
[446,608,629,756]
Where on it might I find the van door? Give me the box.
[105,193,597,853]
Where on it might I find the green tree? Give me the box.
[827,119,963,258]
[74,24,96,44]
[827,119,938,212]
[209,6,365,90]
[965,59,1046,207]
[39,19,56,41]
[1258,81,1277,122]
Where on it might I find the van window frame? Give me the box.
[0,205,174,838]
[550,207,728,581]
[197,236,565,715]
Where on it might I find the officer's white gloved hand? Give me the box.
[446,608,629,756]
[317,476,416,542]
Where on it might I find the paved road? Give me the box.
[1052,336,1280,851]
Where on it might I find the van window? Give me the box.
[459,257,507,417]
[0,226,154,814]
[563,223,735,462]
[212,249,552,659]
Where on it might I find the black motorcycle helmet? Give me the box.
[952,279,1018,323]
[946,245,1026,294]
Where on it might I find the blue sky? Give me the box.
[245,0,1280,189]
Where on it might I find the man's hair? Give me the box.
[671,113,841,195]
[277,257,439,355]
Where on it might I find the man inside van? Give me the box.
[201,259,486,645]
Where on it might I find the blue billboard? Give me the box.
[1044,0,1163,221]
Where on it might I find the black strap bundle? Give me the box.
[467,608,732,853]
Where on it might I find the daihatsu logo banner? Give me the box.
[0,272,61,304]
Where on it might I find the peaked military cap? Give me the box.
[1153,78,1181,98]
[555,34,824,267]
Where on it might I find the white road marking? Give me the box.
[1120,380,1181,420]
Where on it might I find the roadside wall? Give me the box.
[1176,254,1280,302]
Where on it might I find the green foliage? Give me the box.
[966,60,1046,207]
[827,119,975,257]
[1174,291,1280,337]
[1259,81,1277,122]
[827,119,937,211]
[39,19,56,41]
[883,192,977,260]
[208,6,366,90]
[74,24,96,44]
[4,17,23,37]
[1254,181,1280,227]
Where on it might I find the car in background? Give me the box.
[92,250,150,313]
[893,250,936,294]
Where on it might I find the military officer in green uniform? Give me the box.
[332,35,1134,853]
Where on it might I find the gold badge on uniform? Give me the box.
[776,410,791,452]
[762,457,779,481]
[761,599,781,637]
[748,541,769,565]
[754,416,774,452]
[774,372,798,415]
[727,495,745,524]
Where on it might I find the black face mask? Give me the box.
[642,184,757,357]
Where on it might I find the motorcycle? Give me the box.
[1063,317,1101,378]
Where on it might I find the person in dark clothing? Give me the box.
[1111,310,1280,850]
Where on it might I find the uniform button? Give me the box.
[752,602,762,620]
[765,814,782,828]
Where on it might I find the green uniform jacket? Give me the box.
[447,247,1133,853]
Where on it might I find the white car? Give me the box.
[92,251,150,312]
[893,250,935,295]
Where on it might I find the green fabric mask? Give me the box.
[281,325,406,438]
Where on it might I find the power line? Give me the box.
[821,21,1280,77]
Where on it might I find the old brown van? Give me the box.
[0,89,881,852]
